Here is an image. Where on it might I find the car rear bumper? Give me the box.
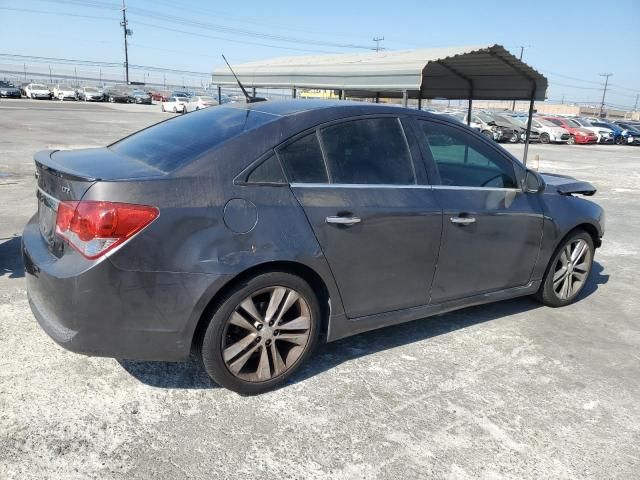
[22,214,230,361]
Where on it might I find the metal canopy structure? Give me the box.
[211,44,547,101]
[212,44,548,164]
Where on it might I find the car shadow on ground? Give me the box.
[0,236,25,279]
[119,261,608,391]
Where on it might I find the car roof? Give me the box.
[226,99,439,119]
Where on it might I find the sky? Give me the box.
[1,0,639,109]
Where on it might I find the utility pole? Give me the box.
[49,65,52,84]
[633,93,639,112]
[23,63,27,81]
[120,0,132,84]
[74,66,78,87]
[599,73,612,118]
[511,46,525,111]
[373,36,384,52]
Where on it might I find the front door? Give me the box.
[414,118,544,303]
[277,117,443,319]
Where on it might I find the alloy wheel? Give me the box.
[222,286,312,382]
[552,239,592,300]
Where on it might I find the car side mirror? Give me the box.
[524,170,544,194]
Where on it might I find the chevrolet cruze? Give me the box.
[23,101,604,394]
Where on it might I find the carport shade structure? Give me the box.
[212,44,548,165]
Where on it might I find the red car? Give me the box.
[543,117,598,145]
[150,90,170,102]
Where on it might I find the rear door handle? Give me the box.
[450,216,476,226]
[326,216,361,226]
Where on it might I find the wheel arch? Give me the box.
[190,260,332,353]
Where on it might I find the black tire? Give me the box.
[615,136,625,145]
[200,271,321,395]
[533,230,594,308]
[567,135,576,145]
[481,130,494,140]
[509,132,520,143]
[172,106,177,113]
[540,132,550,144]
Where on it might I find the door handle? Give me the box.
[326,216,361,226]
[450,216,476,226]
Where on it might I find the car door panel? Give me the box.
[290,185,442,318]
[430,187,543,302]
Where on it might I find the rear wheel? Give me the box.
[534,230,594,307]
[540,132,550,144]
[567,135,576,145]
[200,272,320,395]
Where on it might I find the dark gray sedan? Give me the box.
[23,101,604,394]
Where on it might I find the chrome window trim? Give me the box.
[290,183,522,192]
[37,186,60,209]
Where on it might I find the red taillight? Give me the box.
[55,201,159,259]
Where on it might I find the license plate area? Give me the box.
[37,190,65,256]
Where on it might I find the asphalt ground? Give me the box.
[1,98,639,479]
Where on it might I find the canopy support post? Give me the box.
[467,98,472,127]
[341,89,345,100]
[402,90,408,108]
[417,91,422,110]
[292,87,297,99]
[252,87,256,97]
[523,88,536,166]
[217,86,221,105]
[375,93,380,103]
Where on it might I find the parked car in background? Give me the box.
[465,112,518,143]
[492,113,540,143]
[528,117,570,144]
[104,87,131,103]
[571,118,614,144]
[130,90,152,104]
[0,80,21,98]
[612,121,640,145]
[161,96,189,113]
[186,95,218,112]
[543,117,597,144]
[589,120,634,145]
[24,83,52,99]
[151,90,170,102]
[438,112,481,132]
[77,86,104,102]
[170,90,191,98]
[52,84,78,101]
[23,101,605,394]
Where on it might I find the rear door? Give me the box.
[279,116,443,319]
[414,118,544,303]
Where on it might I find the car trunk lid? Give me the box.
[35,148,165,254]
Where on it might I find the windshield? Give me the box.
[536,118,556,127]
[199,96,214,101]
[85,87,99,92]
[109,106,278,172]
[567,119,581,128]
[573,118,590,127]
[32,84,48,89]
[476,112,494,123]
[0,81,15,87]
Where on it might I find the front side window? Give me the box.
[277,132,328,183]
[319,117,415,185]
[418,120,518,189]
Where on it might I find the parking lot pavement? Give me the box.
[1,99,639,479]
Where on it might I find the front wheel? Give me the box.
[534,230,594,307]
[481,130,494,140]
[615,136,626,145]
[540,132,550,144]
[567,135,576,145]
[200,272,320,395]
[509,132,520,143]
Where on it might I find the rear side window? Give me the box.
[109,106,277,172]
[319,118,415,185]
[277,132,328,183]
[418,120,517,189]
[246,153,286,184]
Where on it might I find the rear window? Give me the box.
[109,106,277,172]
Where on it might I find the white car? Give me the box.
[24,83,52,99]
[527,118,571,144]
[185,95,218,112]
[161,96,190,113]
[572,118,615,144]
[53,84,78,101]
